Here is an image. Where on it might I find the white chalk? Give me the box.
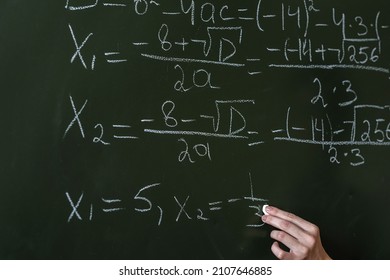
[262,204,269,215]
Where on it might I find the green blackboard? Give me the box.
[1,0,390,259]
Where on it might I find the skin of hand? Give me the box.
[261,206,332,260]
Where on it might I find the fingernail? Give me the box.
[262,205,273,215]
[261,215,268,222]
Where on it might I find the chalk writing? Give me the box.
[61,1,390,234]
[64,0,389,79]
[63,88,390,165]
[63,96,261,147]
[64,173,268,228]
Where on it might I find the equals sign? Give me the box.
[113,125,139,139]
[105,52,127,63]
[209,201,222,211]
[247,131,265,147]
[238,8,254,20]
[246,58,262,75]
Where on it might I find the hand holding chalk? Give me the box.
[261,205,331,260]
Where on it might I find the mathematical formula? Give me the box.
[65,172,267,227]
[61,1,390,225]
[63,87,390,166]
[65,0,390,77]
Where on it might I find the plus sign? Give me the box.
[175,38,189,51]
[315,44,327,61]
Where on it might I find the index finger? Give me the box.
[264,205,317,233]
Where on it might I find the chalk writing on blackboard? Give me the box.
[62,0,390,232]
[65,172,268,228]
[65,1,389,77]
[63,93,390,166]
[63,1,390,166]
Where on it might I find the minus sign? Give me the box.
[382,26,390,29]
[102,208,125,212]
[209,201,223,206]
[162,12,181,15]
[246,224,265,228]
[113,136,139,139]
[181,119,196,123]
[102,198,122,203]
[133,42,149,46]
[113,125,131,128]
[141,119,155,122]
[248,141,265,146]
[103,3,127,7]
[238,17,255,20]
[267,48,281,52]
[107,60,127,63]
[244,197,268,202]
[333,129,345,135]
[105,52,120,55]
[248,71,262,75]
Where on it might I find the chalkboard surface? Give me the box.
[1,0,390,259]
